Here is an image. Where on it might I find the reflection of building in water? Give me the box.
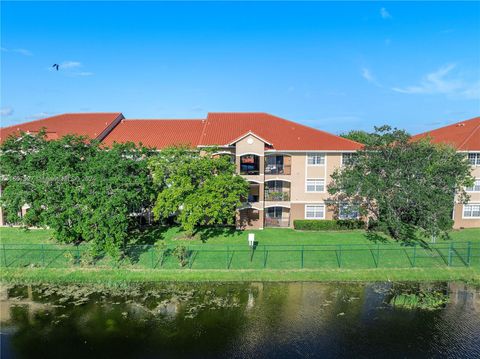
[448,282,480,311]
[0,285,51,324]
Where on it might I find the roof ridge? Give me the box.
[413,116,480,137]
[198,117,209,146]
[121,118,204,122]
[1,112,122,131]
[1,114,62,130]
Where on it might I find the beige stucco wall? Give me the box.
[453,203,480,229]
[453,160,480,229]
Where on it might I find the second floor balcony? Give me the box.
[264,180,291,201]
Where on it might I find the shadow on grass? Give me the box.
[196,226,242,243]
[128,226,170,245]
[363,231,389,244]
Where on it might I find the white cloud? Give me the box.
[361,68,382,87]
[1,47,32,56]
[380,8,392,19]
[60,61,82,69]
[72,71,94,77]
[0,107,14,117]
[26,112,54,120]
[392,64,479,99]
[48,61,94,77]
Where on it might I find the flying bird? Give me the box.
[52,64,60,71]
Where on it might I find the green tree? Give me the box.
[0,131,155,257]
[149,146,249,236]
[329,126,473,243]
[340,126,411,146]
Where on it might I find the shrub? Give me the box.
[294,219,364,231]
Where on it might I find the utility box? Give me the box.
[248,233,255,247]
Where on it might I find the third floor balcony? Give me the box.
[265,154,291,175]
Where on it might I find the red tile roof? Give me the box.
[412,116,480,151]
[1,112,363,151]
[102,119,205,148]
[199,113,363,150]
[0,113,123,143]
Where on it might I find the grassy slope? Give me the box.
[2,267,479,284]
[1,227,479,284]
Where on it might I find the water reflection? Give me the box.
[0,282,479,358]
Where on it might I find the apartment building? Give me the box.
[0,112,362,228]
[412,116,480,229]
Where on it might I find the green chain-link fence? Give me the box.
[1,241,479,270]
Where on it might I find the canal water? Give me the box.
[0,282,479,358]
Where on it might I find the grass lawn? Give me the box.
[1,226,479,246]
[1,226,479,283]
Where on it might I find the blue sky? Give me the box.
[1,1,479,134]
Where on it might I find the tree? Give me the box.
[0,131,155,257]
[149,146,249,236]
[329,126,473,243]
[341,126,411,146]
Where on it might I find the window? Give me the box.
[305,204,325,219]
[342,153,357,166]
[463,204,480,218]
[466,179,480,192]
[307,153,325,166]
[338,203,360,219]
[468,153,480,166]
[306,179,325,192]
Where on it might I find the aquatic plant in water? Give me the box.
[389,291,449,310]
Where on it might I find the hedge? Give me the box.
[294,219,365,231]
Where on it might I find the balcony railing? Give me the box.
[264,217,290,228]
[264,191,290,201]
[248,195,260,202]
[265,164,291,175]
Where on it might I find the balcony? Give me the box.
[265,155,291,175]
[265,164,291,175]
[264,217,290,228]
[240,154,260,175]
[264,180,291,202]
[248,194,260,202]
[264,206,290,228]
[264,191,290,201]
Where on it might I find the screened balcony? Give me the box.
[265,155,291,175]
[240,154,260,175]
[264,207,290,228]
[264,180,291,201]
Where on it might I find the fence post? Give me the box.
[150,247,155,269]
[412,245,416,267]
[263,246,267,269]
[301,245,304,269]
[226,246,229,269]
[2,243,7,268]
[448,243,453,266]
[466,242,472,267]
[42,244,46,267]
[338,245,342,268]
[376,243,380,268]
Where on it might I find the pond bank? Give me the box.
[2,267,479,285]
